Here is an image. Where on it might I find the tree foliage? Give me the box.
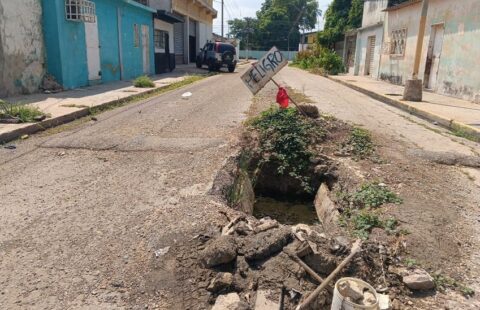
[317,0,364,48]
[228,0,320,50]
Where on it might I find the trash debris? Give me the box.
[377,293,391,310]
[154,246,170,258]
[331,278,379,309]
[20,134,29,140]
[33,115,46,122]
[182,92,192,99]
[3,145,16,150]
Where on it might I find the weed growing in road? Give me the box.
[404,258,418,267]
[340,209,399,240]
[433,274,475,297]
[0,100,48,123]
[343,127,374,159]
[353,182,402,208]
[450,126,480,143]
[247,106,326,193]
[133,75,155,88]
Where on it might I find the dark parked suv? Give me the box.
[196,42,237,72]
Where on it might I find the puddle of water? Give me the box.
[253,196,318,225]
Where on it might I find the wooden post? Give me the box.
[270,78,308,117]
[413,0,429,79]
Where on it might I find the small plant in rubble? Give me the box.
[343,127,374,158]
[353,182,402,208]
[248,106,325,193]
[0,100,47,123]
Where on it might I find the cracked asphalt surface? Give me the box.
[0,70,252,309]
[1,65,479,309]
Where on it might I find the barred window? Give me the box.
[65,0,96,23]
[154,30,168,49]
[134,24,140,47]
[390,28,407,56]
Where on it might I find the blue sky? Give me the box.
[212,0,333,35]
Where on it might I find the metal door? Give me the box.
[85,21,101,81]
[426,24,445,89]
[141,25,150,74]
[365,36,376,76]
[174,22,184,63]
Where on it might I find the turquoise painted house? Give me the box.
[42,0,155,89]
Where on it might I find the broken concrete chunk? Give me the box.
[314,183,340,232]
[207,272,234,293]
[200,235,237,267]
[212,293,248,310]
[254,219,278,233]
[338,280,364,302]
[402,269,435,290]
[254,290,280,310]
[303,252,337,275]
[243,227,291,261]
[377,294,391,310]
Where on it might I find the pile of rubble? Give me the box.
[195,214,437,310]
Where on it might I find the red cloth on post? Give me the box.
[276,87,289,109]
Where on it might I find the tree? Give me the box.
[317,0,363,48]
[227,0,320,50]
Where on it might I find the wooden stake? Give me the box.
[296,239,363,310]
[270,78,309,117]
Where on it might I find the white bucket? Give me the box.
[331,277,379,310]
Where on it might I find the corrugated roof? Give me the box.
[384,0,422,12]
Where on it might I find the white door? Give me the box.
[84,21,101,81]
[365,36,376,76]
[427,25,445,89]
[141,25,150,75]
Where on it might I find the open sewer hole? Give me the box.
[217,154,338,225]
[253,196,318,225]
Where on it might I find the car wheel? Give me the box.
[208,62,215,72]
[228,65,235,73]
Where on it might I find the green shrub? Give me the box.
[248,106,325,193]
[293,46,345,75]
[353,183,402,208]
[134,75,155,88]
[351,210,383,239]
[0,100,47,123]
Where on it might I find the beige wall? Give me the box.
[172,0,215,25]
[362,0,388,27]
[380,0,480,102]
[0,0,45,97]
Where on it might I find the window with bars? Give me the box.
[65,0,96,23]
[154,30,168,49]
[390,28,407,56]
[134,24,140,47]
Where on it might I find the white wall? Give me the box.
[379,0,480,102]
[0,0,44,97]
[154,19,174,53]
[362,0,389,27]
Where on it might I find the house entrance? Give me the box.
[424,24,445,90]
[365,35,376,76]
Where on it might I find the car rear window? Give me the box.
[216,43,236,54]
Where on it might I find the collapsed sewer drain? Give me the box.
[253,196,318,225]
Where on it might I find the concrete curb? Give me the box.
[328,77,480,140]
[0,81,189,144]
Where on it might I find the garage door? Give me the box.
[174,22,184,63]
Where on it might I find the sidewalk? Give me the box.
[329,75,480,139]
[0,65,207,143]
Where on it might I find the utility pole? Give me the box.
[221,0,224,38]
[403,0,429,101]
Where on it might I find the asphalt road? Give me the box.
[0,69,252,309]
[1,65,479,309]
